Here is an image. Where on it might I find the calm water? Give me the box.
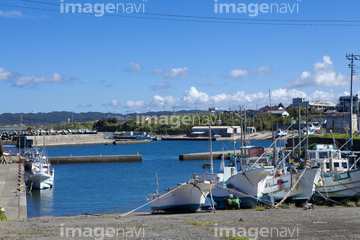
[16,139,285,218]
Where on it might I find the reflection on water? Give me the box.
[27,188,54,217]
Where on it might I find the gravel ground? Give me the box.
[1,206,360,240]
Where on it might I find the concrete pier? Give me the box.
[48,155,142,164]
[179,150,242,161]
[105,139,151,145]
[22,133,114,147]
[0,163,27,219]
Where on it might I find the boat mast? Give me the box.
[155,173,159,194]
[209,119,213,174]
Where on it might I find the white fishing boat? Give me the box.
[275,129,287,138]
[260,166,321,204]
[200,154,238,209]
[307,146,360,202]
[150,179,213,213]
[225,162,274,207]
[28,155,55,189]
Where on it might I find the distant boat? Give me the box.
[149,179,213,213]
[275,129,287,138]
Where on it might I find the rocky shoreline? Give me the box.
[1,206,360,239]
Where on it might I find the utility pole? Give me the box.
[346,54,360,150]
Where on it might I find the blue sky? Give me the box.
[1,0,360,114]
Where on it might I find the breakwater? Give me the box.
[20,133,113,147]
[179,150,242,160]
[48,155,142,164]
[105,139,151,145]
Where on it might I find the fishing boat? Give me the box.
[275,129,287,138]
[307,146,360,202]
[225,156,274,207]
[149,178,213,213]
[28,154,55,189]
[27,135,54,190]
[260,166,321,205]
[258,136,321,206]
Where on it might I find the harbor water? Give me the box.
[8,139,285,218]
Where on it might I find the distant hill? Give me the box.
[0,110,210,126]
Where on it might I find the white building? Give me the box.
[190,126,241,137]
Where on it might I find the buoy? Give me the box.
[275,172,281,178]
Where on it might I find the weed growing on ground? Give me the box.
[0,205,7,221]
[345,201,357,207]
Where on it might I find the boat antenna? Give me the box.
[155,173,159,194]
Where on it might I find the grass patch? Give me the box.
[187,221,203,227]
[345,201,357,207]
[226,235,249,240]
[29,231,41,234]
[0,206,7,221]
[251,205,266,211]
[137,224,148,228]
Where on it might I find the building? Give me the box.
[290,97,309,108]
[309,101,336,111]
[190,126,241,137]
[335,96,359,113]
[326,112,358,134]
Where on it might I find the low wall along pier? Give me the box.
[21,133,113,147]
[48,155,142,164]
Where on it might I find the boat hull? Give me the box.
[150,181,213,213]
[209,167,274,208]
[261,167,321,202]
[29,172,54,189]
[313,169,360,201]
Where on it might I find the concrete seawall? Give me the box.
[0,163,27,219]
[23,133,113,147]
[179,150,242,161]
[48,155,142,164]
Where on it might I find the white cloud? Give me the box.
[182,87,209,105]
[12,72,75,87]
[0,10,23,19]
[77,103,92,108]
[152,68,164,74]
[228,66,272,79]
[152,82,170,91]
[0,68,17,81]
[228,69,248,78]
[164,67,189,79]
[286,56,346,88]
[102,100,122,109]
[253,66,272,76]
[125,100,145,109]
[127,61,143,72]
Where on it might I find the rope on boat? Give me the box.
[300,171,343,205]
[203,177,275,207]
[274,168,307,208]
[192,182,216,213]
[96,198,150,216]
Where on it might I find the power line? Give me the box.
[2,1,360,26]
